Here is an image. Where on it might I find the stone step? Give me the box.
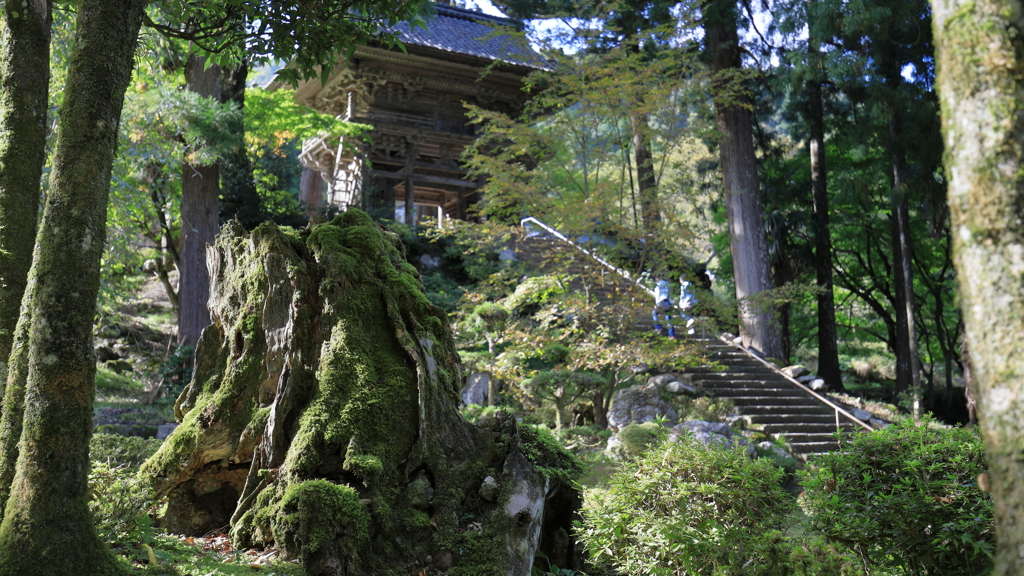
[761,422,858,434]
[692,363,779,372]
[739,404,836,416]
[746,413,843,425]
[728,396,823,407]
[693,373,789,383]
[773,432,847,446]
[788,441,842,455]
[701,386,809,397]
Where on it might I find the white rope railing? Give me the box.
[519,217,654,297]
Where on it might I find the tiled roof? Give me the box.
[388,4,546,69]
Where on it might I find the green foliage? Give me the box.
[146,0,433,86]
[614,421,662,459]
[801,419,993,575]
[244,87,364,145]
[674,395,736,422]
[421,271,464,312]
[517,424,586,485]
[578,434,794,575]
[473,302,511,329]
[460,404,506,423]
[89,464,156,560]
[504,275,568,315]
[88,434,163,562]
[157,345,195,404]
[90,433,162,469]
[522,370,607,430]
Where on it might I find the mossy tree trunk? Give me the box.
[142,210,582,575]
[0,0,50,378]
[0,0,145,572]
[931,1,1024,573]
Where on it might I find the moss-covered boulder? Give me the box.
[140,210,583,575]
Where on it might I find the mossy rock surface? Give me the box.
[141,211,583,575]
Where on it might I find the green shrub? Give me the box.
[157,344,194,403]
[675,395,735,422]
[611,421,662,460]
[90,463,156,559]
[90,433,162,469]
[578,433,794,575]
[503,275,567,316]
[89,433,162,559]
[801,419,993,575]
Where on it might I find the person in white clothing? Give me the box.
[652,275,675,338]
[678,278,697,335]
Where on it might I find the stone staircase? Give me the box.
[682,337,866,457]
[512,229,869,458]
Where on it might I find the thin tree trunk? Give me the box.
[0,0,144,571]
[179,54,222,348]
[889,108,921,396]
[631,112,660,235]
[0,0,50,377]
[807,5,844,391]
[704,0,782,359]
[931,3,1024,572]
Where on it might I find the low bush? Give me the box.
[89,433,162,560]
[578,433,794,575]
[675,395,735,422]
[801,418,993,575]
[90,463,156,558]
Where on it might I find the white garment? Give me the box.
[655,279,672,305]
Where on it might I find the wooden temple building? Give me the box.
[282,2,545,226]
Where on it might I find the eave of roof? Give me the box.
[386,3,549,70]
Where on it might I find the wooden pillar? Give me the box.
[299,166,323,218]
[404,137,418,227]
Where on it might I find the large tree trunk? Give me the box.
[178,54,222,348]
[141,211,582,575]
[703,0,782,359]
[931,3,1024,573]
[0,0,144,571]
[0,0,50,377]
[806,6,844,391]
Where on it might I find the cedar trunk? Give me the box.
[704,0,782,359]
[889,108,922,396]
[178,55,222,348]
[806,9,844,391]
[0,0,144,572]
[141,211,582,575]
[931,2,1024,573]
[0,0,50,375]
